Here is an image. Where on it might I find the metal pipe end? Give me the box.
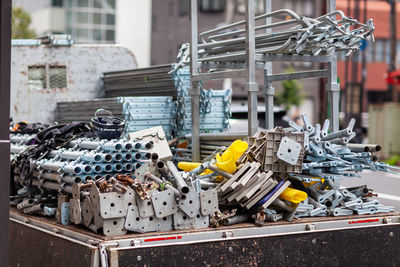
[180,186,190,195]
[124,164,133,171]
[94,155,102,162]
[114,164,123,172]
[74,177,82,183]
[105,174,113,180]
[135,153,142,160]
[151,153,159,162]
[124,143,133,151]
[74,167,82,174]
[134,143,142,150]
[115,143,123,151]
[145,142,153,150]
[84,175,92,182]
[124,153,133,161]
[157,161,165,169]
[104,154,113,162]
[375,145,382,152]
[94,165,102,173]
[84,166,92,173]
[105,164,112,172]
[144,152,151,160]
[114,153,123,161]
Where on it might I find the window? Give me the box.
[67,0,116,43]
[178,0,189,16]
[106,14,115,25]
[49,66,67,88]
[52,0,63,7]
[106,30,114,41]
[93,13,102,24]
[200,0,225,12]
[78,0,89,8]
[28,66,46,90]
[77,12,89,24]
[28,65,67,90]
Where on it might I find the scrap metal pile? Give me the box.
[173,9,375,70]
[9,116,399,236]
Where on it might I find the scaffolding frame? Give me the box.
[189,0,339,161]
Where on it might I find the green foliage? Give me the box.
[12,7,36,39]
[275,67,304,111]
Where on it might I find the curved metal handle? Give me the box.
[95,109,113,119]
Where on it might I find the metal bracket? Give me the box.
[152,189,178,218]
[277,137,302,165]
[178,189,200,218]
[199,189,219,216]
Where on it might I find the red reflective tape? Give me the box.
[348,218,380,224]
[144,236,182,242]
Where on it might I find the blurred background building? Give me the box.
[10,0,400,127]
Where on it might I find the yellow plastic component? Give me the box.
[279,187,308,204]
[225,140,249,162]
[177,140,248,175]
[177,162,201,172]
[215,151,236,174]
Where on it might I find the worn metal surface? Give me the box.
[10,44,136,123]
[114,224,400,266]
[9,220,98,267]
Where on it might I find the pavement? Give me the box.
[340,170,400,211]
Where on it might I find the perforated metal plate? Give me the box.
[125,205,171,233]
[103,217,127,236]
[199,189,218,216]
[152,189,177,218]
[99,191,128,219]
[61,202,70,226]
[89,185,103,229]
[178,189,200,218]
[277,137,302,165]
[195,212,210,229]
[81,196,94,227]
[136,189,156,218]
[69,198,81,225]
[173,209,195,230]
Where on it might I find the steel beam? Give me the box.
[0,0,11,264]
[245,0,258,135]
[190,0,201,161]
[326,0,339,132]
[264,0,273,129]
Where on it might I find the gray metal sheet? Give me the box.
[152,189,178,218]
[199,189,218,216]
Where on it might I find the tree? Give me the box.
[275,67,304,112]
[12,7,36,39]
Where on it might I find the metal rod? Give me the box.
[165,161,190,194]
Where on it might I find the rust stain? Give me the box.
[14,105,18,113]
[20,71,27,75]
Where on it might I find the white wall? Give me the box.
[11,45,137,123]
[116,0,152,68]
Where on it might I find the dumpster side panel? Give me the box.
[9,220,98,267]
[115,225,400,266]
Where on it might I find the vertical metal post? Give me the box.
[326,0,340,131]
[0,0,11,264]
[190,0,201,161]
[245,0,258,135]
[263,0,274,129]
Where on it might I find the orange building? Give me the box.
[336,0,400,105]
